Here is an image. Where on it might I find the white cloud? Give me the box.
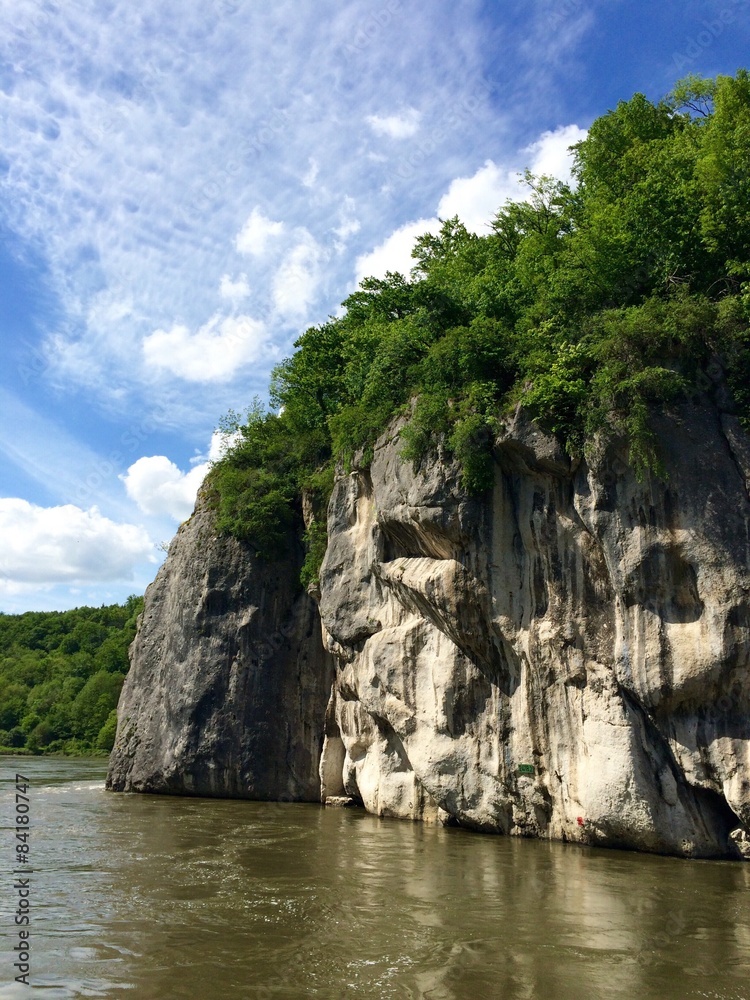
[207,429,242,463]
[335,217,361,241]
[0,499,154,584]
[87,289,134,327]
[121,456,207,521]
[142,313,275,382]
[436,127,585,234]
[355,218,441,283]
[188,429,242,466]
[272,231,325,319]
[366,108,421,139]
[356,123,588,279]
[437,160,521,234]
[122,430,240,521]
[302,158,319,188]
[525,123,587,182]
[235,207,285,257]
[334,196,361,244]
[219,273,250,303]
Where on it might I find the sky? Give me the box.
[0,0,747,613]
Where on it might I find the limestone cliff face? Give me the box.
[318,397,750,859]
[108,395,750,859]
[106,492,334,800]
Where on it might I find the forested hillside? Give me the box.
[207,71,750,587]
[0,596,143,755]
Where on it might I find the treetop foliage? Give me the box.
[207,71,750,584]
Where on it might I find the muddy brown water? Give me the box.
[1,756,749,999]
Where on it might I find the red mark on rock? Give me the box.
[577,816,585,826]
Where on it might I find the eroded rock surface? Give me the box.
[318,399,750,858]
[107,492,333,800]
[108,395,750,858]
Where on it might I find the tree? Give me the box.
[0,598,141,755]
[205,71,750,572]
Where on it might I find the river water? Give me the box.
[1,756,750,999]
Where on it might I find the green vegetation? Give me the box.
[0,597,143,756]
[208,71,750,584]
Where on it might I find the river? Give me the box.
[1,756,749,999]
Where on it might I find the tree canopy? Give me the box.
[0,597,143,755]
[207,71,750,585]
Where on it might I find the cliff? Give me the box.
[108,396,750,859]
[106,494,334,800]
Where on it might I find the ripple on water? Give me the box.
[2,756,750,1000]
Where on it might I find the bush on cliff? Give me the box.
[207,71,750,579]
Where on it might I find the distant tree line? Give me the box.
[0,596,143,755]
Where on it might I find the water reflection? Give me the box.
[1,758,749,999]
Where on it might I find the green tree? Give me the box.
[0,598,142,755]
[205,70,750,574]
[70,671,124,744]
[95,709,119,752]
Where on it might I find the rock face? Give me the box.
[106,492,334,800]
[108,394,750,859]
[318,396,750,859]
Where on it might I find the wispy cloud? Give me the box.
[142,314,276,382]
[355,123,586,280]
[219,273,251,303]
[272,231,327,319]
[366,107,421,139]
[0,499,155,585]
[333,197,361,246]
[0,1,497,417]
[302,158,320,189]
[0,388,137,514]
[235,208,285,257]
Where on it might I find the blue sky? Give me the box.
[0,0,747,613]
